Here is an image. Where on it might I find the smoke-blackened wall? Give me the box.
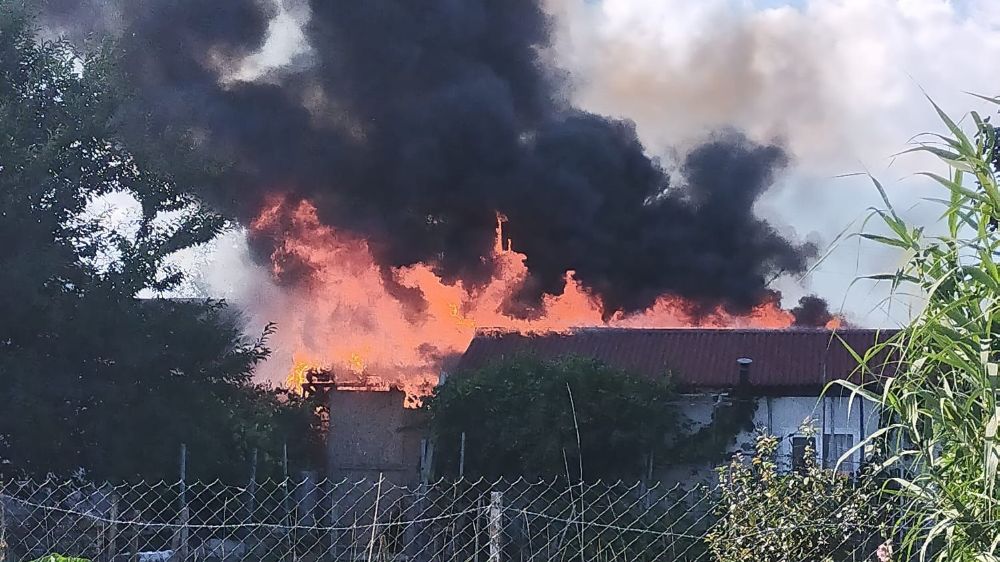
[39,0,818,317]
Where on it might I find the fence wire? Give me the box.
[0,476,911,562]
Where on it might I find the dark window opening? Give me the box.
[823,433,855,472]
[791,436,816,473]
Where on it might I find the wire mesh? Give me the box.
[0,476,906,562]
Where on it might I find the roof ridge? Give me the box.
[473,326,894,336]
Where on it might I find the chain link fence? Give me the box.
[0,475,904,562]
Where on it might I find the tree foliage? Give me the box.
[0,6,320,482]
[428,354,679,480]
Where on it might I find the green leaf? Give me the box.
[967,91,1000,107]
[897,146,974,172]
[869,175,900,220]
[916,171,983,202]
[859,232,912,249]
[28,555,91,562]
[961,265,1000,293]
[924,92,975,154]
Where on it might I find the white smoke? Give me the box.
[545,0,1000,325]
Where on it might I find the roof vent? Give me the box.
[736,357,753,387]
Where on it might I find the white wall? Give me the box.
[753,394,880,473]
[660,391,881,484]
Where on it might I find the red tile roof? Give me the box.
[455,328,898,390]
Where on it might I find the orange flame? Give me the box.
[286,353,318,391]
[251,195,809,400]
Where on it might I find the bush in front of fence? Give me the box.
[705,432,893,562]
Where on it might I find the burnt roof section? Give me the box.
[456,328,898,390]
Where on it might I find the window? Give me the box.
[823,433,855,471]
[791,436,815,473]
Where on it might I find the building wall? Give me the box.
[326,388,427,486]
[660,392,881,484]
[324,384,881,487]
[752,394,879,472]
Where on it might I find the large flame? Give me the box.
[251,195,813,401]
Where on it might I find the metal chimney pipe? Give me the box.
[736,357,753,387]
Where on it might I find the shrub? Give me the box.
[705,431,891,562]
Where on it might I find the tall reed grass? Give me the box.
[837,94,1000,561]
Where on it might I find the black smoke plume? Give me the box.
[791,295,835,327]
[38,0,819,317]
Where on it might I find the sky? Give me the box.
[162,0,1000,328]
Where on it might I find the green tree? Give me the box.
[428,354,679,480]
[0,5,320,482]
[839,94,1000,560]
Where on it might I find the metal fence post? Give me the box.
[489,491,503,562]
[0,491,7,562]
[247,447,258,521]
[366,474,384,562]
[128,509,140,562]
[327,480,341,559]
[171,443,188,562]
[283,442,294,562]
[106,493,119,562]
[419,438,434,485]
[403,438,435,561]
[459,432,466,479]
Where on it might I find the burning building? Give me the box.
[37,0,844,398]
[255,206,837,400]
[324,386,427,486]
[318,326,894,484]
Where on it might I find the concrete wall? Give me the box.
[326,388,427,486]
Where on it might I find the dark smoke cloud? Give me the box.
[791,295,834,327]
[39,0,819,317]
